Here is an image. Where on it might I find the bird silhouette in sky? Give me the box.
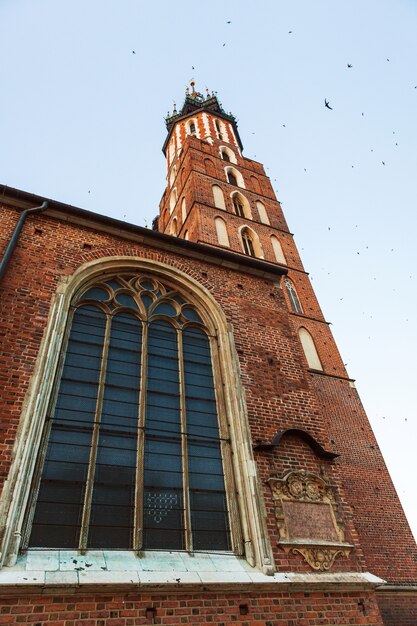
[347,63,352,68]
[227,20,231,23]
[325,99,333,110]
[132,51,136,54]
[222,43,226,47]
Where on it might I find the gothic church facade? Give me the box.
[0,84,416,625]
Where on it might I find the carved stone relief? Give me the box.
[268,469,352,571]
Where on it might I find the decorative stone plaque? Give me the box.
[269,470,352,571]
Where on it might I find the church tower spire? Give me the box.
[158,82,291,269]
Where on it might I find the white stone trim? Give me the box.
[0,549,385,593]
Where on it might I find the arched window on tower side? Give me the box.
[298,327,323,371]
[212,185,226,210]
[271,235,286,264]
[214,119,223,140]
[181,198,187,222]
[240,227,263,258]
[187,119,198,137]
[284,278,303,313]
[215,217,230,247]
[220,146,237,164]
[169,188,178,214]
[225,166,244,188]
[231,192,252,219]
[251,176,261,193]
[170,217,178,237]
[256,201,270,225]
[204,159,216,177]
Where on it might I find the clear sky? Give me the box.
[1,0,416,540]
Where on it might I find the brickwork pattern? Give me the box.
[0,590,384,625]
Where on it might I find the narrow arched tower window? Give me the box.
[233,195,245,217]
[215,119,223,140]
[215,217,230,247]
[241,228,256,257]
[227,170,238,186]
[256,201,270,225]
[212,185,226,210]
[271,235,286,264]
[189,122,196,135]
[298,327,323,370]
[284,278,303,313]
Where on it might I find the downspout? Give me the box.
[0,201,48,282]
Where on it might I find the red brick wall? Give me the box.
[376,591,417,626]
[312,374,417,584]
[0,590,384,625]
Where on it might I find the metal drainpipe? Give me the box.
[0,201,49,283]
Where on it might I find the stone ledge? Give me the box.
[0,551,384,595]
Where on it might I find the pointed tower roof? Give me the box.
[162,81,243,154]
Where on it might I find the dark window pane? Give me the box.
[115,293,138,309]
[80,287,109,301]
[29,307,106,548]
[88,314,141,549]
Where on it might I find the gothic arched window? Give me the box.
[241,228,256,257]
[227,170,238,186]
[214,119,223,140]
[298,327,323,371]
[233,195,245,218]
[24,275,234,553]
[212,185,226,210]
[284,278,303,314]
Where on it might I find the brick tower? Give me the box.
[156,81,417,622]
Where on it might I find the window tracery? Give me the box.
[24,274,234,553]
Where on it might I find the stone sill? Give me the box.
[0,550,384,595]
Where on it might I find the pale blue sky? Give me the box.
[1,0,416,538]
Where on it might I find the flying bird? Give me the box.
[382,161,385,165]
[347,63,352,68]
[324,99,333,110]
[226,20,231,23]
[222,43,226,47]
[288,30,292,33]
[132,50,136,54]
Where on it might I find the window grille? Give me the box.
[24,274,233,553]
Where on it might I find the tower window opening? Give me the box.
[221,150,230,162]
[242,230,256,257]
[298,327,323,370]
[189,122,196,135]
[284,278,303,314]
[215,119,223,140]
[227,171,238,186]
[233,196,245,218]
